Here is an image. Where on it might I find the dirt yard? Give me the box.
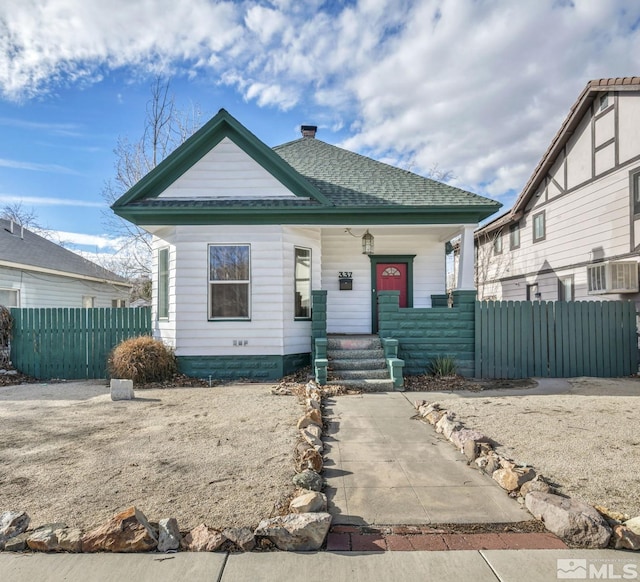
[0,381,301,532]
[428,377,640,518]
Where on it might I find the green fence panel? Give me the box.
[475,300,637,379]
[9,307,151,380]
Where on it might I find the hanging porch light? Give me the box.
[361,230,374,255]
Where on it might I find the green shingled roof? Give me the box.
[112,109,501,226]
[273,137,496,208]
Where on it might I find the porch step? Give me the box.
[327,335,381,351]
[330,358,387,371]
[326,334,392,392]
[327,349,385,361]
[326,378,395,392]
[333,369,390,380]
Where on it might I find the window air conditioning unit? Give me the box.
[587,261,639,294]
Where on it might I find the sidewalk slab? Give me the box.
[221,550,500,582]
[480,549,640,582]
[0,552,226,582]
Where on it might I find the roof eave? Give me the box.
[513,79,640,217]
[113,203,501,226]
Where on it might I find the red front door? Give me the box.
[376,263,408,307]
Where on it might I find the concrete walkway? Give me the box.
[1,549,638,582]
[323,391,527,525]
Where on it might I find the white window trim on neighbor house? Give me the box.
[0,288,19,308]
[208,244,251,321]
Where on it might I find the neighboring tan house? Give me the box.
[0,218,130,308]
[476,77,640,305]
[112,109,500,380]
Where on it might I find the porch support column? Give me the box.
[457,225,476,290]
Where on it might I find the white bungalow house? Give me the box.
[0,218,130,308]
[112,110,500,380]
[476,77,640,305]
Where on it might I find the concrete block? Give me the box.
[110,379,134,401]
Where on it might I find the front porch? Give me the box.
[312,289,477,388]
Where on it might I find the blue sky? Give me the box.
[1,0,640,264]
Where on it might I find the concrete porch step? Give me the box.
[326,378,396,391]
[327,348,385,360]
[327,335,381,351]
[331,368,390,380]
[330,358,387,371]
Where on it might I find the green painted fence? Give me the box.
[475,300,638,378]
[10,307,152,380]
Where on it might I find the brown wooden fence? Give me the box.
[10,307,151,380]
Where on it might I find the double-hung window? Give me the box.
[209,245,250,320]
[533,211,546,243]
[510,223,520,250]
[294,247,311,319]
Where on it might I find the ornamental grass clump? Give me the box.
[427,356,458,378]
[108,336,177,385]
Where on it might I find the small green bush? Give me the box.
[427,356,457,378]
[108,336,177,385]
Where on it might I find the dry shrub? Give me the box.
[108,336,177,385]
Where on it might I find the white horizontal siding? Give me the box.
[167,225,286,356]
[321,227,448,334]
[0,265,128,308]
[480,165,640,294]
[158,137,299,200]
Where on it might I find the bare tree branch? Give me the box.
[101,76,203,296]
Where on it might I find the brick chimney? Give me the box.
[301,125,317,138]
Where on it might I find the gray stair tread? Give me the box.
[329,358,387,370]
[331,369,390,380]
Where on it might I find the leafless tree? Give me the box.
[102,76,202,290]
[1,202,41,230]
[475,229,512,301]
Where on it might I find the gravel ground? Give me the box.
[419,377,640,518]
[0,381,301,531]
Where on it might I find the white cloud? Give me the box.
[50,230,123,249]
[0,194,103,207]
[2,0,640,203]
[0,158,80,174]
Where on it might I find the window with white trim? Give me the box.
[0,289,19,307]
[158,247,169,319]
[294,247,311,319]
[209,244,250,319]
